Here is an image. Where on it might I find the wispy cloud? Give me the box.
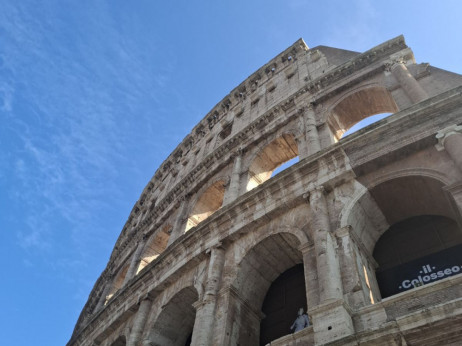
[0,1,175,269]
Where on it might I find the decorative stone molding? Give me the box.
[435,124,462,151]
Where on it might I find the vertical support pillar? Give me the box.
[123,238,146,286]
[191,244,226,346]
[298,105,321,160]
[389,60,428,103]
[223,149,243,206]
[127,297,152,346]
[94,275,113,312]
[305,187,354,345]
[307,186,342,301]
[335,226,377,307]
[436,125,462,173]
[300,242,320,309]
[437,125,462,223]
[167,195,190,246]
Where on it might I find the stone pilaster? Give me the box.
[212,285,263,346]
[300,242,320,309]
[94,276,113,312]
[307,186,343,301]
[298,105,321,160]
[123,239,146,286]
[127,297,152,346]
[191,244,226,346]
[436,125,462,173]
[306,187,355,345]
[334,226,381,308]
[389,60,428,103]
[223,149,244,206]
[167,195,190,246]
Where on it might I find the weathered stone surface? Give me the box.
[69,36,462,346]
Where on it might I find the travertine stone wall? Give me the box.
[70,36,462,346]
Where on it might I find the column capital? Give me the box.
[304,185,327,203]
[205,241,224,254]
[231,147,245,157]
[384,56,408,72]
[297,103,314,114]
[435,124,462,151]
[137,293,153,305]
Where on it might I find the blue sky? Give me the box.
[1,1,461,345]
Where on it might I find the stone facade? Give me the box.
[68,36,462,346]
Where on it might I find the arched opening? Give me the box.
[328,86,399,140]
[374,215,462,298]
[148,287,198,346]
[106,265,129,303]
[232,233,305,345]
[366,175,462,299]
[341,113,392,138]
[185,180,225,232]
[247,134,299,191]
[137,225,172,274]
[110,336,126,346]
[260,263,308,346]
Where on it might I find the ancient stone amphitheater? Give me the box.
[69,36,462,346]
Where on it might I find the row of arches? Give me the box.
[105,83,433,310]
[106,86,403,304]
[108,171,462,345]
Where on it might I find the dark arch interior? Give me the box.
[149,287,198,346]
[233,233,302,345]
[260,263,307,346]
[374,215,462,298]
[110,336,126,346]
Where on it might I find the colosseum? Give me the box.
[68,35,462,346]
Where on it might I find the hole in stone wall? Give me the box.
[219,123,233,140]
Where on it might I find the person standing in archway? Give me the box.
[290,308,310,332]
